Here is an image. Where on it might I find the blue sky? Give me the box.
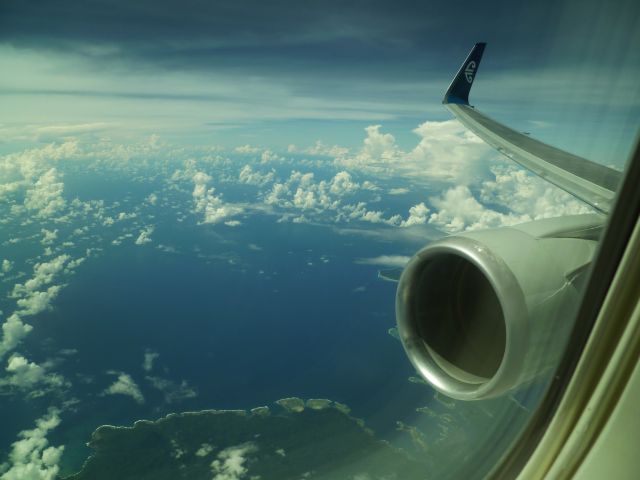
[0,0,638,164]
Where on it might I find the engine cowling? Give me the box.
[395,215,602,400]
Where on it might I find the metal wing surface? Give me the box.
[443,43,622,214]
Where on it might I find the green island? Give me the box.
[63,398,428,480]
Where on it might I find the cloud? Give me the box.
[329,171,359,195]
[0,314,33,360]
[238,165,274,186]
[142,350,159,372]
[134,226,154,245]
[192,171,213,206]
[427,185,520,233]
[145,376,197,404]
[32,123,112,140]
[333,124,595,234]
[264,182,290,206]
[264,170,363,219]
[301,141,350,158]
[1,259,13,274]
[117,212,137,221]
[400,202,430,227]
[335,124,596,234]
[192,171,244,225]
[1,354,65,393]
[292,187,317,210]
[202,204,245,225]
[0,143,79,207]
[425,164,593,233]
[0,181,22,200]
[196,443,214,457]
[234,145,260,154]
[4,355,46,388]
[16,286,62,316]
[388,187,409,195]
[341,202,385,224]
[407,120,490,183]
[11,255,69,297]
[336,121,493,185]
[0,409,64,480]
[260,150,281,164]
[23,168,66,219]
[210,443,257,480]
[479,164,593,219]
[361,180,379,191]
[355,255,411,268]
[262,166,427,228]
[64,257,85,272]
[331,125,400,176]
[362,125,400,162]
[40,229,58,245]
[103,373,145,404]
[1,0,622,79]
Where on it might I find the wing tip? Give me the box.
[443,42,487,105]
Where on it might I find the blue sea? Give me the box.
[1,167,437,473]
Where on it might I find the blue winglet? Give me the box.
[443,42,486,105]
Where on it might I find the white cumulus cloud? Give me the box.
[211,443,256,480]
[40,229,58,246]
[103,372,145,404]
[0,409,64,480]
[11,255,69,297]
[23,168,66,219]
[134,226,154,245]
[335,121,492,185]
[192,171,244,225]
[0,314,33,360]
[400,202,430,227]
[238,165,274,186]
[329,171,359,195]
[1,259,13,275]
[4,355,46,388]
[196,443,214,457]
[16,286,62,316]
[1,354,65,392]
[427,185,526,233]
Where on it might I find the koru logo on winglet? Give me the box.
[465,61,476,83]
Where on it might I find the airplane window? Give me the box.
[0,1,638,479]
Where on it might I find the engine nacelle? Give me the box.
[396,215,602,400]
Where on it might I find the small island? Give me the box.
[64,398,428,480]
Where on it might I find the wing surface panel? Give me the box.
[443,44,622,214]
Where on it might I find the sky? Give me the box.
[1,0,638,161]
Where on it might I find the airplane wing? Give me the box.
[443,43,622,214]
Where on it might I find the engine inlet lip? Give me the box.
[396,235,529,400]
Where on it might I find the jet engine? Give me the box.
[396,214,602,400]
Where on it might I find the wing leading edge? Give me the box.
[443,43,621,214]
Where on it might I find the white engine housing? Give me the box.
[396,215,601,400]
